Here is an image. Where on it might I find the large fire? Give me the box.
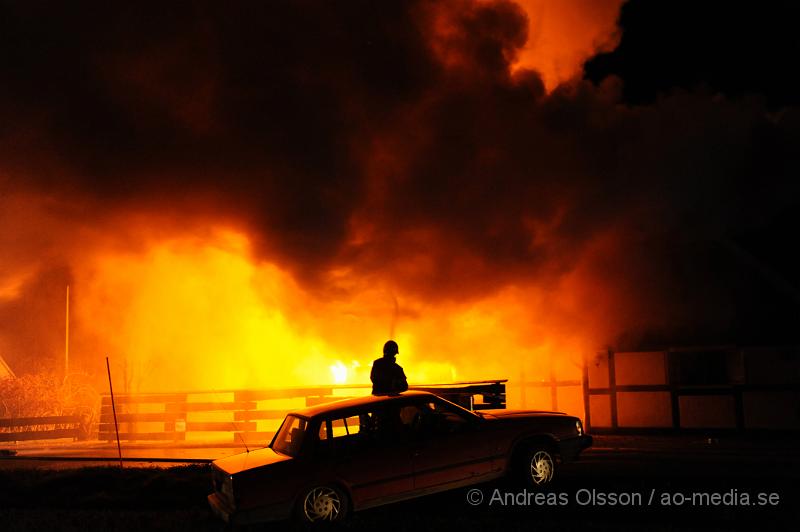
[68,226,589,398]
[0,215,599,425]
[0,0,635,421]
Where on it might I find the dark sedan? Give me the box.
[208,390,591,525]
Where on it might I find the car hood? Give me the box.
[479,409,568,419]
[213,446,292,475]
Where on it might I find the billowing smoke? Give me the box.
[1,0,797,393]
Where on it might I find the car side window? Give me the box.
[344,416,361,435]
[343,405,413,445]
[413,400,468,435]
[316,413,366,454]
[398,404,425,432]
[330,416,361,438]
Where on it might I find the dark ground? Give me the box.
[1,438,798,531]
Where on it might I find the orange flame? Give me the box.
[513,0,624,90]
[63,226,593,417]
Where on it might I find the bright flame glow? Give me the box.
[37,225,601,418]
[513,0,624,90]
[330,361,348,384]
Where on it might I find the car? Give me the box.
[207,390,592,526]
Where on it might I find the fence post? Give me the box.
[582,357,591,431]
[667,350,681,430]
[608,349,618,431]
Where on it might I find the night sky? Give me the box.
[1,0,798,376]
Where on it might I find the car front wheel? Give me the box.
[522,447,556,487]
[298,485,349,525]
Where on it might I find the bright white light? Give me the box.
[330,361,347,384]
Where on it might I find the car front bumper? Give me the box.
[208,492,293,525]
[559,434,593,462]
[208,493,236,524]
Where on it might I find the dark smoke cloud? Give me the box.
[1,0,799,358]
[1,1,453,268]
[585,0,800,108]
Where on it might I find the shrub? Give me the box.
[0,373,100,439]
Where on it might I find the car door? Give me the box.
[407,398,494,490]
[322,404,415,508]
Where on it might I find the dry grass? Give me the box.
[0,373,100,437]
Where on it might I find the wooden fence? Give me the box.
[98,386,334,444]
[0,415,85,443]
[584,347,800,433]
[97,381,507,444]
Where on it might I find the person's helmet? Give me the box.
[383,340,399,357]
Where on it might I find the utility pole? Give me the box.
[65,285,70,378]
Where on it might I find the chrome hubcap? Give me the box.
[303,487,342,522]
[530,450,554,485]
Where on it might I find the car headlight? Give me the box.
[214,468,235,504]
[222,475,235,501]
[575,419,583,436]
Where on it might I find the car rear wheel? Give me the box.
[521,447,556,487]
[298,485,349,525]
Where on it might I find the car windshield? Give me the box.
[271,415,308,457]
[433,396,480,420]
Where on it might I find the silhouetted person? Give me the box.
[371,340,408,395]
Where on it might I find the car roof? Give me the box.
[288,390,437,419]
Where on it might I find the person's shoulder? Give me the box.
[372,357,386,366]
